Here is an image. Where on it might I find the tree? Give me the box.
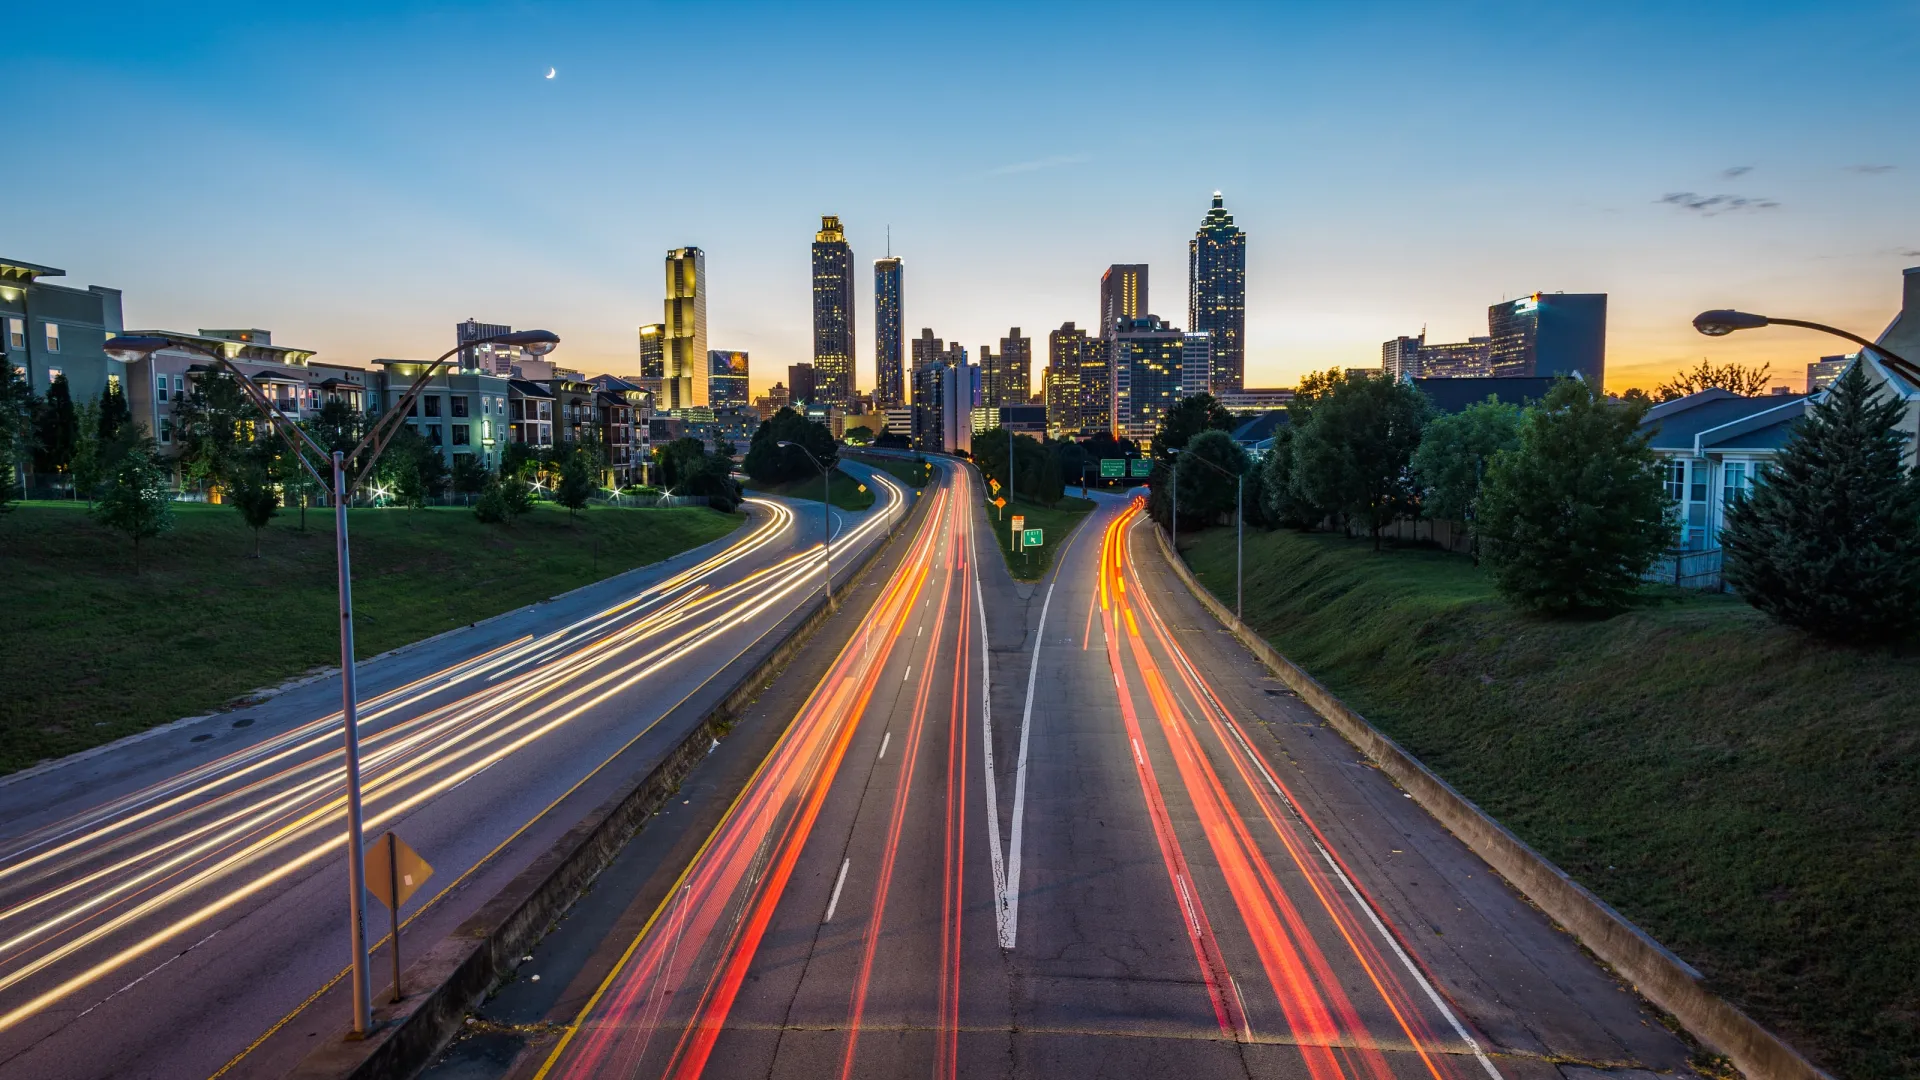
[1656,358,1773,401]
[226,450,282,557]
[0,362,32,512]
[742,408,836,485]
[1290,372,1431,547]
[451,452,491,503]
[1152,393,1235,461]
[1477,380,1675,613]
[32,373,78,478]
[92,438,175,573]
[69,400,104,505]
[1174,430,1249,525]
[843,423,875,445]
[554,443,598,518]
[98,380,132,443]
[171,369,253,494]
[1258,426,1314,528]
[380,425,447,512]
[1720,362,1920,642]
[473,478,519,525]
[1410,397,1522,557]
[1050,437,1090,492]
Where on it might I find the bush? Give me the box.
[1477,380,1674,613]
[1721,361,1920,641]
[473,480,516,525]
[92,438,175,572]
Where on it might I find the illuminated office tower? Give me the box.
[708,349,749,408]
[1046,321,1090,433]
[980,327,1031,407]
[1181,331,1212,397]
[1188,192,1246,393]
[637,322,666,401]
[1100,264,1148,338]
[1110,315,1183,446]
[1080,336,1112,435]
[663,248,707,407]
[456,318,512,375]
[911,328,943,377]
[812,216,856,407]
[1487,292,1607,383]
[874,257,904,409]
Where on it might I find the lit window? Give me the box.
[45,324,60,352]
[47,367,62,382]
[6,318,21,350]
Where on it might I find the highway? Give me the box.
[0,466,907,1080]
[518,474,1695,1079]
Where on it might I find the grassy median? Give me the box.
[0,500,743,774]
[746,467,874,512]
[1179,525,1918,1080]
[985,493,1095,581]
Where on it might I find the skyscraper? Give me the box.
[1181,331,1212,397]
[812,215,856,407]
[1100,264,1148,338]
[788,362,816,406]
[457,319,513,375]
[1487,293,1607,383]
[664,248,708,408]
[709,349,749,408]
[989,328,1031,406]
[1189,192,1246,394]
[911,328,943,378]
[1080,337,1112,436]
[1110,315,1184,446]
[637,323,666,402]
[874,257,904,410]
[1046,321,1090,434]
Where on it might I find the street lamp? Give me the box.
[103,326,558,1036]
[777,440,833,607]
[1692,310,1919,382]
[1170,447,1247,620]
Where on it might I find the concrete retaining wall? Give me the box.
[283,487,925,1080]
[1149,522,1829,1080]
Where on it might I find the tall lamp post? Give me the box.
[1170,446,1247,620]
[105,327,558,1036]
[778,440,833,608]
[1692,309,1918,381]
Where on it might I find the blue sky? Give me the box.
[11,1,1918,393]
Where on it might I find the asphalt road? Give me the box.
[498,478,1700,1080]
[0,465,907,1080]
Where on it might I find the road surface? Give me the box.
[0,467,906,1080]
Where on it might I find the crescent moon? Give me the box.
[546,67,556,79]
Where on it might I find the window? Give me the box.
[452,424,471,446]
[424,396,441,418]
[159,418,173,444]
[426,424,442,445]
[173,375,184,396]
[107,373,121,393]
[1724,461,1751,505]
[45,324,60,352]
[157,374,170,403]
[46,367,62,382]
[451,396,470,418]
[6,318,21,350]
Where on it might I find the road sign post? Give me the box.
[365,832,433,1004]
[1010,514,1025,552]
[1022,528,1044,547]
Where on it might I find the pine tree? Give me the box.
[1721,361,1920,641]
[98,380,132,443]
[33,373,78,477]
[1478,380,1675,613]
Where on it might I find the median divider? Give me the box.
[1149,521,1830,1080]
[283,479,931,1080]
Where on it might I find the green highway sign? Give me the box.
[1022,529,1044,547]
[1130,458,1153,478]
[1099,458,1125,478]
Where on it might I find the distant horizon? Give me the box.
[11,2,1916,399]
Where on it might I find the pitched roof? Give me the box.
[1641,388,1807,455]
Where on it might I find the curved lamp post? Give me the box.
[1691,310,1919,384]
[105,327,557,1036]
[777,440,833,608]
[1169,446,1247,620]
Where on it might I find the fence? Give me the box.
[1644,548,1726,592]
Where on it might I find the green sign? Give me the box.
[1129,458,1153,478]
[1021,529,1044,547]
[1099,458,1125,479]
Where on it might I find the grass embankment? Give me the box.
[746,467,874,512]
[0,501,744,774]
[856,455,933,491]
[1180,526,1918,1079]
[985,493,1095,581]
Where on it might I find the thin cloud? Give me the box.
[1721,165,1753,178]
[1846,164,1896,174]
[1902,249,1920,258]
[988,154,1088,176]
[1659,192,1781,215]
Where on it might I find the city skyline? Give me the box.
[9,2,1917,397]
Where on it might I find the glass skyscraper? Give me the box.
[663,248,707,408]
[1487,292,1607,384]
[874,257,904,410]
[708,349,749,408]
[1188,192,1246,395]
[812,216,856,407]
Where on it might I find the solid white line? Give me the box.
[1000,581,1054,950]
[825,858,850,922]
[878,731,890,761]
[976,565,1007,950]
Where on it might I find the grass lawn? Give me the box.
[1180,526,1919,1079]
[746,467,874,512]
[0,500,744,774]
[985,493,1095,581]
[853,454,934,492]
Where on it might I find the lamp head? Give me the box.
[776,440,795,448]
[1692,310,1770,337]
[498,329,560,356]
[100,334,175,364]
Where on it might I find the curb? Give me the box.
[279,478,924,1080]
[1148,521,1830,1080]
